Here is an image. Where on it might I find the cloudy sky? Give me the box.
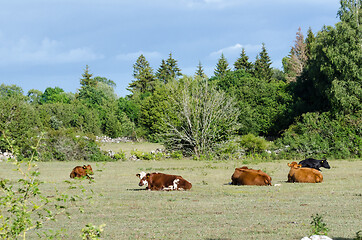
[1,0,341,97]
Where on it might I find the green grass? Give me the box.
[1,158,361,239]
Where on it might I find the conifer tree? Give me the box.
[234,48,252,72]
[128,54,156,93]
[156,53,182,84]
[305,27,315,59]
[214,53,231,78]
[80,65,96,88]
[195,61,207,79]
[285,28,308,82]
[254,43,273,81]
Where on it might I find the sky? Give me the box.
[1,0,341,97]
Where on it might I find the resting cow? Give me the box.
[137,172,192,191]
[70,165,94,179]
[231,166,272,186]
[287,162,323,183]
[298,158,331,171]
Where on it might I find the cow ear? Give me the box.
[146,173,150,178]
[136,174,140,178]
[83,165,86,169]
[297,164,302,168]
[287,163,291,167]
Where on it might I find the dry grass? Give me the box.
[0,158,361,239]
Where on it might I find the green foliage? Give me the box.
[37,129,113,162]
[234,48,253,72]
[214,53,231,78]
[277,111,361,159]
[80,65,96,88]
[0,133,91,239]
[161,76,239,156]
[40,87,70,104]
[239,133,271,154]
[0,96,41,157]
[156,53,182,84]
[81,224,105,240]
[216,70,294,136]
[170,151,183,159]
[355,230,362,240]
[113,151,126,161]
[254,43,273,81]
[129,54,156,93]
[310,213,329,236]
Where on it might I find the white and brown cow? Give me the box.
[136,172,192,191]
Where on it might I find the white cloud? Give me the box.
[210,43,262,58]
[0,37,102,65]
[115,51,162,61]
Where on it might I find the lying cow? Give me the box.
[287,162,323,183]
[231,166,272,186]
[136,172,192,191]
[70,165,94,179]
[298,158,331,171]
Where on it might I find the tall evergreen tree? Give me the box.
[214,53,231,78]
[156,53,182,84]
[80,65,96,88]
[305,27,315,59]
[195,61,207,79]
[234,48,252,72]
[254,43,273,81]
[128,54,156,93]
[285,28,308,82]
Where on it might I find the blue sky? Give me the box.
[1,0,341,97]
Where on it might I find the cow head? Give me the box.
[137,172,149,187]
[83,165,94,175]
[288,162,302,169]
[321,159,331,169]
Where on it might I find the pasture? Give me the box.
[1,155,361,239]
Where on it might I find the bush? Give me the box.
[38,129,114,162]
[239,134,272,154]
[276,111,361,159]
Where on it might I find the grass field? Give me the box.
[0,147,361,239]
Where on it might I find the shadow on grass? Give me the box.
[126,188,148,191]
[333,238,355,240]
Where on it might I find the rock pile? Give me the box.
[96,136,133,143]
[0,151,15,162]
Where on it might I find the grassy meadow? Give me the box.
[0,143,361,239]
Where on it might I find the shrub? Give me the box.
[37,129,113,162]
[310,213,329,236]
[239,134,272,154]
[276,111,361,159]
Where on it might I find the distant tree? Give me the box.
[295,0,362,114]
[40,87,70,104]
[129,54,156,93]
[0,84,25,99]
[156,53,182,84]
[285,28,308,82]
[27,89,43,104]
[80,65,96,88]
[214,53,231,78]
[305,27,315,59]
[234,48,253,72]
[254,43,273,81]
[195,61,207,79]
[94,76,116,88]
[162,76,239,156]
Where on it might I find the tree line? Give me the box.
[0,0,360,160]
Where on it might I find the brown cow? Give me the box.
[70,165,94,179]
[231,166,272,186]
[287,162,323,183]
[137,172,192,191]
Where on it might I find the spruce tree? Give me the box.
[128,54,156,93]
[80,65,96,88]
[195,61,207,79]
[234,48,252,72]
[305,27,315,59]
[254,43,273,81]
[214,53,231,78]
[156,53,182,84]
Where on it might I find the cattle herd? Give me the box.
[69,158,331,190]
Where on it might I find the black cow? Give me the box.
[298,158,331,171]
